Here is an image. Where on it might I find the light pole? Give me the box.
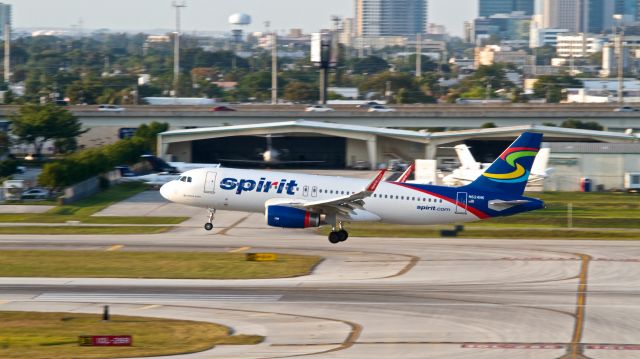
[613,14,624,104]
[172,1,186,98]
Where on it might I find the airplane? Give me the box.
[442,144,552,186]
[140,154,220,173]
[160,132,545,243]
[116,166,181,187]
[218,134,324,166]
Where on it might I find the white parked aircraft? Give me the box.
[160,133,545,243]
[443,144,551,186]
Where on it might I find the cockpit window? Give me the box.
[187,177,192,183]
[180,176,186,182]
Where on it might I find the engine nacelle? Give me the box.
[266,205,321,228]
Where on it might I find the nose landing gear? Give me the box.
[328,222,349,244]
[204,208,216,231]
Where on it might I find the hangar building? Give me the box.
[157,120,640,171]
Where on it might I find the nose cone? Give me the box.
[159,181,174,202]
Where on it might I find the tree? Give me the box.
[351,56,390,74]
[533,75,582,103]
[561,119,603,131]
[135,122,169,153]
[11,104,87,157]
[283,82,319,102]
[0,131,9,156]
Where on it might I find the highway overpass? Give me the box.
[1,104,639,147]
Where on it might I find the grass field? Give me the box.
[0,250,321,279]
[0,183,188,226]
[0,226,173,235]
[0,311,262,359]
[325,192,640,240]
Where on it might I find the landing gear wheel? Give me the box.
[337,230,349,242]
[328,231,341,244]
[204,208,216,231]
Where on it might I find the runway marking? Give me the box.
[463,343,563,349]
[382,255,420,279]
[229,246,251,253]
[139,304,162,310]
[586,344,640,350]
[105,244,124,251]
[36,293,282,302]
[218,214,250,235]
[558,253,592,359]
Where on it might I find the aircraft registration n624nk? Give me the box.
[160,132,545,243]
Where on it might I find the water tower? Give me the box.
[228,13,251,43]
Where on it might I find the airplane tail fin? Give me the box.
[531,147,550,177]
[454,144,481,169]
[465,132,543,195]
[141,155,178,173]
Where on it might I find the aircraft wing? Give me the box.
[264,169,384,222]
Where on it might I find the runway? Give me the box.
[1,207,640,358]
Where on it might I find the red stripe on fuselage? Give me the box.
[392,183,490,219]
[304,211,310,228]
[499,147,538,160]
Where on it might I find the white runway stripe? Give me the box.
[36,293,282,302]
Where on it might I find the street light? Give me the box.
[613,14,624,104]
[172,1,187,98]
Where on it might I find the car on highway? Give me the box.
[98,104,125,112]
[356,101,381,109]
[211,105,237,112]
[613,106,639,112]
[305,105,335,112]
[21,188,50,200]
[367,105,396,112]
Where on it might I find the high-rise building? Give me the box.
[0,3,11,37]
[614,0,637,21]
[542,0,615,33]
[356,0,428,37]
[479,0,534,17]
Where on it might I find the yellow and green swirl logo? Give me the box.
[482,147,538,183]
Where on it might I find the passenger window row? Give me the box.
[311,187,442,203]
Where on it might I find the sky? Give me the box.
[10,0,477,37]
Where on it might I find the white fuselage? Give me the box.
[160,167,481,225]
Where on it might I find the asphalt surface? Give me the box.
[0,193,639,358]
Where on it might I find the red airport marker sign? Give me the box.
[79,335,132,346]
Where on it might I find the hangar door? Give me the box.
[192,136,346,168]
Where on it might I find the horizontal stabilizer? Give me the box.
[488,199,531,211]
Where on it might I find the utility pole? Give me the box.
[415,33,422,78]
[172,1,186,98]
[271,32,278,104]
[4,23,10,84]
[617,26,624,104]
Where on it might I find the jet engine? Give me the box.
[266,205,323,228]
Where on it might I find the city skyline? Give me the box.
[10,0,476,37]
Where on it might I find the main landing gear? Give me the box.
[328,222,348,244]
[204,208,216,231]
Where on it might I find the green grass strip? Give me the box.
[0,250,321,279]
[0,311,262,359]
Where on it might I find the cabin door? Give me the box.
[455,192,468,214]
[204,171,217,193]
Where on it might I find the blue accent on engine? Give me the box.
[267,205,316,228]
